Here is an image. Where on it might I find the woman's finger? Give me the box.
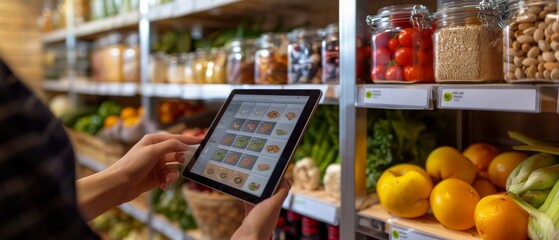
[141,133,203,146]
[148,139,189,160]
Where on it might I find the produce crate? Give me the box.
[66,128,130,166]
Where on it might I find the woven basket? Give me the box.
[182,186,244,240]
[66,128,129,166]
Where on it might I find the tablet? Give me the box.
[182,89,322,204]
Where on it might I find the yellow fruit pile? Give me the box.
[376,144,529,239]
[103,106,144,128]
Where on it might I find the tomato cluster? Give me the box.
[370,28,434,82]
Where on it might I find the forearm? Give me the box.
[76,168,126,221]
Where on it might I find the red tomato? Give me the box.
[398,28,417,48]
[423,65,434,82]
[394,47,413,66]
[373,32,391,48]
[385,65,404,81]
[416,50,433,66]
[388,38,400,53]
[420,30,433,50]
[373,47,391,66]
[404,65,424,81]
[371,65,386,80]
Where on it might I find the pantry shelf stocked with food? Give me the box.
[33,0,559,239]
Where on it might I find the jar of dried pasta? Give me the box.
[504,0,559,82]
[255,33,288,84]
[433,0,503,82]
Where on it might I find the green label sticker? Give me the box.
[365,91,373,99]
[443,92,453,102]
[392,230,400,239]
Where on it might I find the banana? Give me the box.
[512,164,559,194]
[521,188,552,208]
[507,153,557,192]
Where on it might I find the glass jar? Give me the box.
[504,0,558,82]
[182,53,196,84]
[167,54,186,84]
[255,33,288,84]
[367,5,434,83]
[434,0,503,82]
[91,37,106,82]
[193,49,209,83]
[322,24,339,84]
[206,48,227,84]
[122,32,140,82]
[149,52,167,83]
[101,33,125,82]
[227,38,256,84]
[288,28,322,84]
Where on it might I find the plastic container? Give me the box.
[287,28,322,84]
[504,0,559,82]
[122,33,140,82]
[255,33,289,84]
[433,0,503,82]
[227,38,256,84]
[322,24,340,84]
[367,5,435,83]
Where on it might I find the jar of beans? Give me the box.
[433,0,503,82]
[504,0,559,82]
[367,5,434,83]
[287,28,322,84]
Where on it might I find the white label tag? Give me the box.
[291,194,338,225]
[439,87,539,112]
[390,225,440,240]
[362,87,431,109]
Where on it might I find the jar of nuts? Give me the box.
[504,0,559,82]
[433,0,503,82]
[367,5,435,83]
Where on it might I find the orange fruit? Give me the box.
[120,107,138,119]
[430,179,480,230]
[426,146,477,184]
[488,152,528,188]
[103,115,120,128]
[474,194,528,240]
[463,143,500,179]
[472,179,498,198]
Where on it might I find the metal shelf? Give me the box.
[76,154,194,240]
[358,204,480,240]
[43,79,139,96]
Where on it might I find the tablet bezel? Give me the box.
[182,89,322,204]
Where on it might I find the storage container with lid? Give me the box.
[206,48,227,84]
[367,5,434,83]
[122,32,140,82]
[193,49,209,83]
[287,28,322,84]
[503,0,559,82]
[255,33,288,84]
[226,38,256,84]
[166,54,186,84]
[322,24,340,84]
[433,0,503,82]
[101,32,125,82]
[149,52,167,83]
[182,53,195,84]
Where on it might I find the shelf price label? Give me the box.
[438,86,540,112]
[359,86,432,109]
[389,225,440,240]
[291,194,339,225]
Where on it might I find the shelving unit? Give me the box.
[39,0,559,239]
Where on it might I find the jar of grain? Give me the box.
[193,49,209,84]
[255,33,288,84]
[504,0,559,82]
[101,33,125,82]
[226,38,256,84]
[166,54,186,84]
[433,0,503,82]
[367,5,434,83]
[287,27,322,84]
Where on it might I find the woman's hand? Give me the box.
[231,178,292,240]
[77,133,201,221]
[109,133,202,202]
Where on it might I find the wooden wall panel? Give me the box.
[0,0,43,98]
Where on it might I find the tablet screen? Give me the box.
[189,93,310,197]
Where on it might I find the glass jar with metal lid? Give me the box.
[367,5,434,83]
[433,0,503,82]
[255,33,288,84]
[227,38,256,84]
[322,23,340,84]
[504,0,559,82]
[287,28,322,84]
